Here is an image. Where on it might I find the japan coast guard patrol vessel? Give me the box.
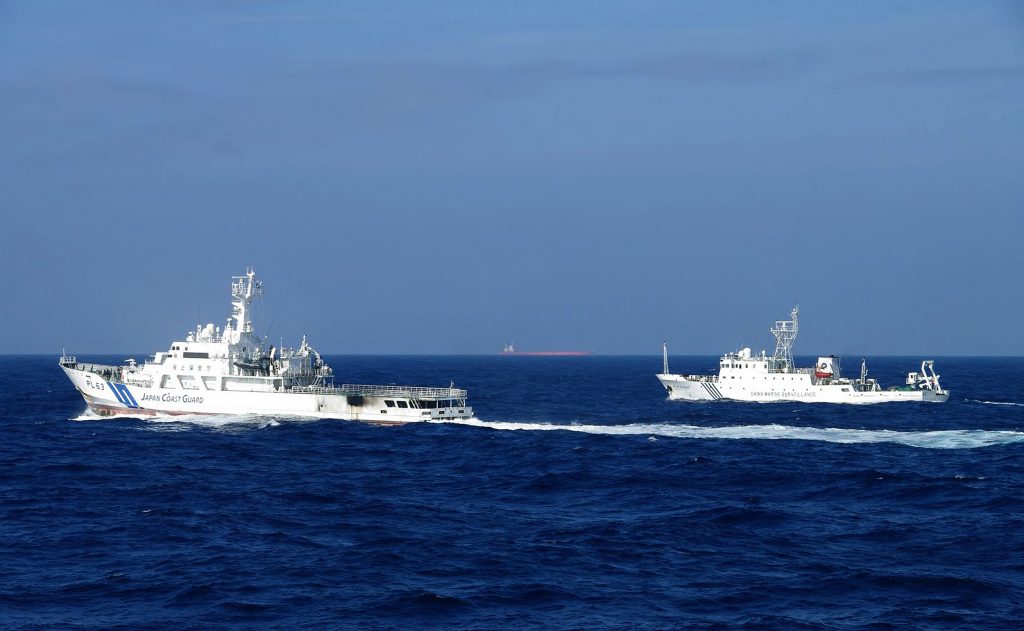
[658,307,948,404]
[60,268,472,423]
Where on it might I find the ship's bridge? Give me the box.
[720,349,771,375]
[719,347,808,375]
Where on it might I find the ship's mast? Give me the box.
[229,267,262,341]
[770,306,799,372]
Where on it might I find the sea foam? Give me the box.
[437,418,1024,450]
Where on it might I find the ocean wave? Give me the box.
[438,419,1024,450]
[968,399,1024,407]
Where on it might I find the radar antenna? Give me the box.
[770,306,799,372]
[229,267,262,337]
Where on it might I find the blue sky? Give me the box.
[1,1,1021,355]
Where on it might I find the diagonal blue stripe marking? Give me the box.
[107,381,127,405]
[119,385,139,408]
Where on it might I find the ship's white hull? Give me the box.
[64,366,471,424]
[657,373,949,404]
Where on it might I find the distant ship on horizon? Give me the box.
[500,343,592,357]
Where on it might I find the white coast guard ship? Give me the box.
[658,307,948,403]
[59,268,472,423]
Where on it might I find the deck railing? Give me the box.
[62,361,124,382]
[291,383,468,400]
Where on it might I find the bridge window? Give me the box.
[397,400,408,408]
[385,400,395,407]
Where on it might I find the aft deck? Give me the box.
[290,383,468,401]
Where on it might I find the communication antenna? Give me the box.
[662,341,670,375]
[771,306,799,372]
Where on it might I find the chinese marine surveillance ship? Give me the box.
[60,268,472,423]
[658,307,948,403]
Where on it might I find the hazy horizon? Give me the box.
[12,351,1024,359]
[1,1,1021,355]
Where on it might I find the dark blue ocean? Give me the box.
[2,355,1023,629]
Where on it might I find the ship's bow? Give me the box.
[657,374,717,401]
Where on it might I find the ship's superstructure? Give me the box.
[60,269,472,423]
[657,307,948,403]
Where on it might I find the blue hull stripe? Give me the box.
[119,385,140,408]
[107,381,127,405]
[106,382,139,408]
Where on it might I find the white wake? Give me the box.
[70,409,296,430]
[968,399,1024,407]
[69,409,1024,449]
[433,418,1024,450]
